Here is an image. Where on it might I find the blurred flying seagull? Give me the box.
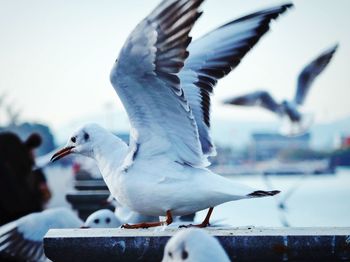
[0,208,121,262]
[51,0,292,229]
[224,44,338,136]
[162,228,230,262]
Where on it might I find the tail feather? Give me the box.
[248,190,280,197]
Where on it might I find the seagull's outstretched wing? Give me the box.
[180,3,292,157]
[294,44,338,105]
[0,208,82,262]
[110,0,207,167]
[224,90,281,114]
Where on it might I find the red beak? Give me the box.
[50,146,75,162]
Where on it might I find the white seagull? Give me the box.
[111,198,160,225]
[162,228,230,262]
[0,208,120,262]
[51,0,292,228]
[223,44,339,136]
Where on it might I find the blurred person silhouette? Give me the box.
[25,133,52,207]
[0,132,51,226]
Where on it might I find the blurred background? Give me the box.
[0,0,350,228]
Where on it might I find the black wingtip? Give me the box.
[278,3,294,12]
[331,43,340,52]
[218,2,293,31]
[248,190,281,197]
[283,3,294,9]
[318,43,339,61]
[222,97,241,105]
[270,2,294,16]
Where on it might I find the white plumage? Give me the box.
[52,0,291,228]
[162,228,230,262]
[0,208,121,262]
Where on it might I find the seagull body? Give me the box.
[112,198,160,224]
[111,148,257,217]
[52,0,292,228]
[162,228,230,262]
[0,208,121,261]
[115,205,159,224]
[224,44,338,135]
[72,125,258,218]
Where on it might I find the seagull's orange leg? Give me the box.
[179,207,214,228]
[121,210,173,229]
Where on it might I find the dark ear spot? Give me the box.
[181,249,188,260]
[84,132,89,141]
[71,136,76,143]
[168,251,173,258]
[106,217,111,224]
[94,218,100,224]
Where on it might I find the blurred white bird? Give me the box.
[0,208,120,262]
[162,228,230,262]
[51,0,292,228]
[224,44,338,136]
[83,209,122,228]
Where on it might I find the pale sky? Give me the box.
[0,0,349,132]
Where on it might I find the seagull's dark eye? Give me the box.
[181,249,188,260]
[94,219,100,224]
[168,251,173,258]
[105,217,111,224]
[71,137,76,143]
[84,132,89,141]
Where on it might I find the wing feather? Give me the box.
[294,44,338,105]
[111,0,207,167]
[0,208,82,262]
[224,90,282,114]
[179,4,293,156]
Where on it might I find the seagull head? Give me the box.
[162,228,230,262]
[51,123,107,162]
[83,209,121,228]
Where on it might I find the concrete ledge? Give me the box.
[44,227,350,261]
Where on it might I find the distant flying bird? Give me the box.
[224,44,338,135]
[0,208,120,262]
[162,228,230,262]
[51,0,292,229]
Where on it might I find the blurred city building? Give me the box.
[340,135,350,149]
[249,132,311,162]
[330,134,350,167]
